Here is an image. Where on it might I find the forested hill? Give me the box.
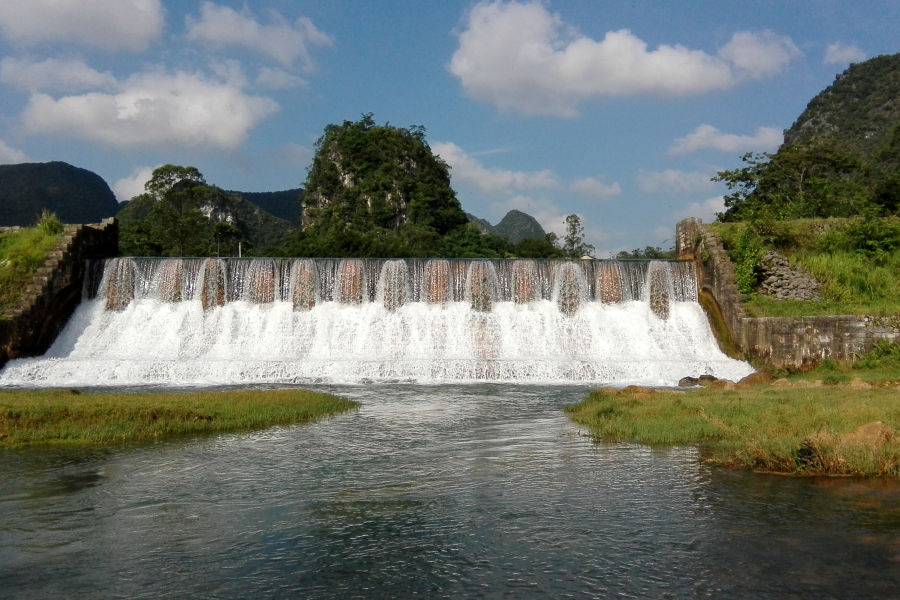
[466,210,546,243]
[0,162,119,227]
[228,189,304,226]
[784,53,900,166]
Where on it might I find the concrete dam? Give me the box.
[0,257,753,386]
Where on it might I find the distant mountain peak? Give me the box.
[465,209,546,243]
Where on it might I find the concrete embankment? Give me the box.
[0,218,117,369]
[676,217,900,368]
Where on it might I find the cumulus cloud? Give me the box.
[186,2,332,70]
[824,42,866,66]
[717,30,801,79]
[0,0,163,51]
[569,177,621,199]
[21,70,279,150]
[449,1,801,117]
[668,124,782,155]
[636,169,715,194]
[0,57,117,92]
[680,196,726,221]
[113,165,160,201]
[256,67,306,90]
[433,141,560,194]
[0,139,29,164]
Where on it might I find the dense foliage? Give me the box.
[717,54,900,223]
[118,165,292,256]
[615,246,676,260]
[278,115,561,258]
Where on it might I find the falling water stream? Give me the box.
[0,258,752,387]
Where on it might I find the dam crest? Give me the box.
[0,258,754,386]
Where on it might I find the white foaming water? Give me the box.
[0,258,754,387]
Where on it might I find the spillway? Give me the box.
[0,258,754,387]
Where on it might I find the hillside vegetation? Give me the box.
[708,53,900,317]
[0,162,119,227]
[718,53,900,222]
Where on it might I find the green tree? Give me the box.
[716,138,867,221]
[562,215,595,258]
[211,222,243,257]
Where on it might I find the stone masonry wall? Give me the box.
[0,218,117,369]
[676,217,900,367]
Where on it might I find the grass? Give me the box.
[0,225,63,314]
[0,388,359,447]
[565,385,900,476]
[710,219,900,317]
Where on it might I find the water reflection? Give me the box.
[0,385,899,599]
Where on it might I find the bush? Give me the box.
[36,210,64,235]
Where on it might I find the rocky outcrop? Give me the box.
[0,218,117,368]
[758,251,821,300]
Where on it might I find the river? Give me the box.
[2,384,899,598]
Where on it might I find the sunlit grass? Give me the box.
[566,385,900,476]
[0,226,63,314]
[0,388,359,447]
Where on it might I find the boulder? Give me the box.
[698,375,718,385]
[709,379,736,390]
[849,377,873,389]
[840,421,893,449]
[737,372,773,387]
[678,376,700,387]
[620,385,658,396]
[771,378,792,388]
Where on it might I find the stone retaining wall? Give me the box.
[0,218,117,369]
[676,217,900,367]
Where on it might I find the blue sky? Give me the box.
[0,1,897,254]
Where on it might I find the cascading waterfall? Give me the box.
[0,257,754,387]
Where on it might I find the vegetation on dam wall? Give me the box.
[710,218,900,318]
[0,214,64,314]
[0,388,359,447]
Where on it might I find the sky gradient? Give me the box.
[0,0,897,254]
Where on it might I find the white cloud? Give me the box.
[636,169,715,194]
[668,124,782,155]
[433,141,559,194]
[680,196,726,222]
[186,2,332,70]
[21,70,279,150]
[717,30,801,79]
[569,177,621,199]
[256,67,306,90]
[824,42,866,66]
[449,1,801,117]
[0,139,29,164]
[113,165,160,202]
[0,0,163,51]
[0,57,117,92]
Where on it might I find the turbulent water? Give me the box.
[2,385,899,599]
[0,257,753,387]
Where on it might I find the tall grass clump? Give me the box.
[0,388,359,447]
[566,386,900,476]
[0,214,65,313]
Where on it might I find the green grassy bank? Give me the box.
[0,219,63,314]
[566,384,900,476]
[710,218,900,318]
[0,388,359,447]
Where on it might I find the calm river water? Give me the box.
[1,385,899,599]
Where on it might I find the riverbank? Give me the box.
[0,388,359,447]
[566,383,900,476]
